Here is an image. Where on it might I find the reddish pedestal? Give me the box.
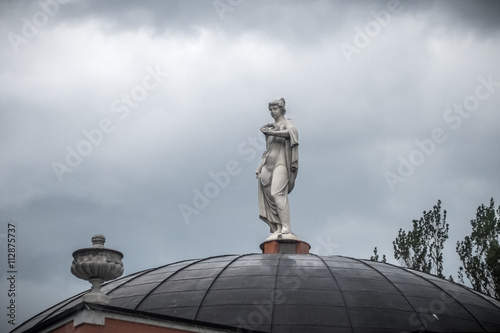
[260,238,310,254]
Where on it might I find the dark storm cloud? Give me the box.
[56,0,500,37]
[1,1,500,332]
[0,0,414,43]
[59,0,215,34]
[434,0,500,34]
[4,0,500,35]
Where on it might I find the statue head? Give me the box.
[268,98,286,115]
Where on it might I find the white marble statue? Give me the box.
[256,98,298,236]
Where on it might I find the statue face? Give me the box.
[269,105,282,119]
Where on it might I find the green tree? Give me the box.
[370,247,386,263]
[456,198,500,299]
[393,200,449,277]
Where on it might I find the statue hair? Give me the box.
[268,98,286,115]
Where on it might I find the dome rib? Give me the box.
[312,254,354,329]
[133,255,235,312]
[353,258,427,330]
[269,254,283,331]
[404,269,488,332]
[105,267,159,296]
[469,288,500,312]
[193,254,255,320]
[12,254,500,333]
[106,258,202,294]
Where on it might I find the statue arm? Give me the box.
[280,119,298,146]
[263,129,290,138]
[256,158,265,178]
[286,120,299,172]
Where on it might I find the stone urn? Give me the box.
[71,234,124,304]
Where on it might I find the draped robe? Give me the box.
[257,119,298,233]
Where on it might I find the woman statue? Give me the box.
[256,98,298,236]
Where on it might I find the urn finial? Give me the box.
[91,234,106,248]
[71,234,124,304]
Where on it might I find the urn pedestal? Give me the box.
[71,234,124,304]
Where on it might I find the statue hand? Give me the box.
[261,124,275,133]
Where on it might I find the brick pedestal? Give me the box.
[260,238,310,254]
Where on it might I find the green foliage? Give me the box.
[393,200,449,278]
[370,247,386,263]
[456,198,500,299]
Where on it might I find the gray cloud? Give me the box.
[1,1,500,331]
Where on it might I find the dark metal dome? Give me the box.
[13,254,500,332]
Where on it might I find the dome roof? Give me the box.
[14,254,500,333]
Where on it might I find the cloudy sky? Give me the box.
[1,0,500,330]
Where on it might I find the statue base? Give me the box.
[260,234,310,254]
